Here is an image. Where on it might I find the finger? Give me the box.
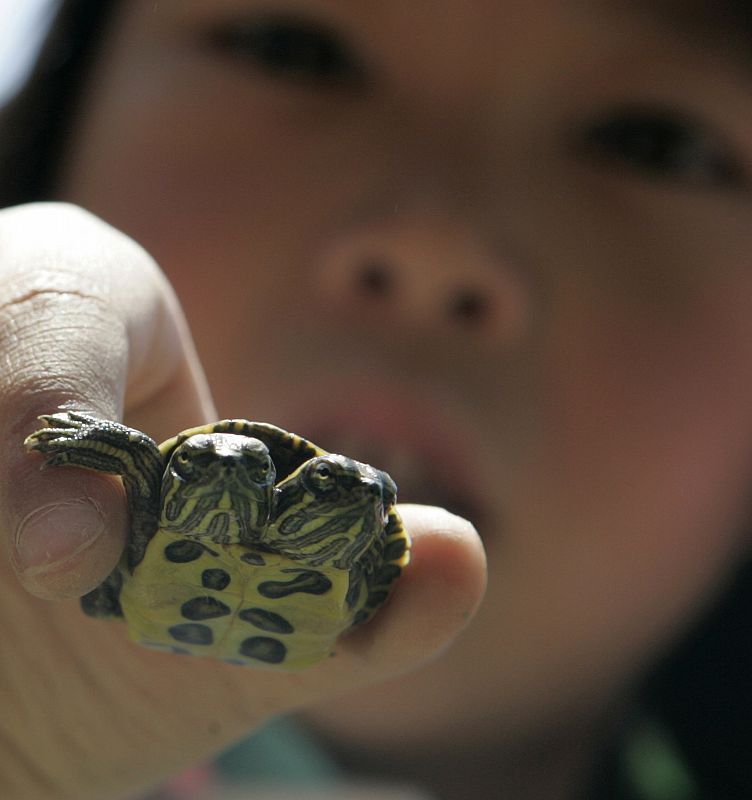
[115,506,485,759]
[157,507,485,782]
[0,203,214,599]
[306,504,487,686]
[0,504,485,799]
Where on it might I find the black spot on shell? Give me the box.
[383,537,407,561]
[164,540,206,563]
[238,607,294,634]
[168,623,213,645]
[240,551,266,566]
[258,570,332,599]
[181,596,232,621]
[239,636,287,664]
[201,568,231,590]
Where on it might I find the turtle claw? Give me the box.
[25,411,105,455]
[25,412,162,484]
[39,410,99,427]
[33,411,102,437]
[24,432,73,461]
[25,411,165,573]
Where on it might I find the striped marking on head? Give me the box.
[267,454,395,569]
[160,433,275,545]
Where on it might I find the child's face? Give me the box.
[60,0,752,754]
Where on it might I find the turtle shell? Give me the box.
[159,420,324,479]
[25,413,409,670]
[120,420,409,669]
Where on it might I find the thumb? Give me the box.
[303,504,487,685]
[0,203,214,600]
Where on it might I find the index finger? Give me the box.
[0,203,214,599]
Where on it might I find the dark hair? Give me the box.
[1,3,752,797]
[0,0,120,206]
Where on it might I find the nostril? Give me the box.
[357,260,393,297]
[448,288,488,324]
[319,223,530,346]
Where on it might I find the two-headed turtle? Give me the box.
[25,412,409,669]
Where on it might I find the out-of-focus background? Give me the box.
[0,0,58,106]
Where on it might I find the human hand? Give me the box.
[0,204,486,800]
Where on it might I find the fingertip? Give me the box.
[398,503,487,615]
[338,504,487,674]
[8,467,127,600]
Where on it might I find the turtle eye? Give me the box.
[306,459,337,491]
[171,449,194,477]
[248,456,273,482]
[314,462,332,479]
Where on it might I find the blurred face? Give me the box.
[60,0,752,756]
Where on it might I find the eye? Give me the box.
[205,14,365,88]
[313,462,332,480]
[257,457,272,475]
[172,449,194,477]
[577,106,747,189]
[305,458,338,492]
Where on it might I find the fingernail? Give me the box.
[14,498,106,574]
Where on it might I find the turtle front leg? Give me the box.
[25,412,164,615]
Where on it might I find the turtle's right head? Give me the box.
[160,433,276,545]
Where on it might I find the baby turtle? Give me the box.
[25,412,409,669]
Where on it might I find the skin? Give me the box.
[2,0,752,797]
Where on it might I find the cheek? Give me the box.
[310,284,752,751]
[530,282,752,624]
[61,97,300,411]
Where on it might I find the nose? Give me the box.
[316,215,529,347]
[219,454,240,471]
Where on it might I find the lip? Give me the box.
[281,382,489,529]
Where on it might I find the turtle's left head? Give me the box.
[269,454,397,568]
[160,433,276,545]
